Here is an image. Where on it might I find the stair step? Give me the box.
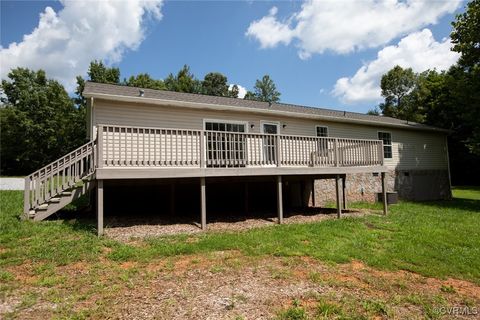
[28,210,36,217]
[61,191,72,196]
[48,197,61,203]
[37,204,49,210]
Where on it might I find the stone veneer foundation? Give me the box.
[312,170,451,206]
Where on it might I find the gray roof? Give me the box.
[83,81,448,133]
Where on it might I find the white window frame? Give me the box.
[315,125,329,137]
[260,120,281,134]
[203,118,249,132]
[377,131,393,159]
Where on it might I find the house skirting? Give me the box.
[312,169,451,205]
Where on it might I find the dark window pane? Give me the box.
[264,124,278,134]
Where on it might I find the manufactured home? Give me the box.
[24,82,451,235]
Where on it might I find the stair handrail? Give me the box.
[24,140,96,214]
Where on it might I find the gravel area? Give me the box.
[104,208,370,242]
[0,178,24,190]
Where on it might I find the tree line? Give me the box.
[1,62,281,175]
[369,0,479,184]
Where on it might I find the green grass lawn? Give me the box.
[1,187,479,284]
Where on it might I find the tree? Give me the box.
[228,84,239,98]
[75,60,121,106]
[1,68,86,175]
[125,73,165,90]
[366,107,380,115]
[450,0,480,156]
[201,72,229,96]
[244,75,281,102]
[243,91,256,100]
[378,66,422,121]
[164,65,201,93]
[451,0,480,70]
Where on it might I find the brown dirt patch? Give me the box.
[3,254,479,319]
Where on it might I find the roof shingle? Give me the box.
[83,81,447,132]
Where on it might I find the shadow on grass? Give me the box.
[424,197,480,212]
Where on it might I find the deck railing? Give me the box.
[24,140,96,213]
[97,124,384,169]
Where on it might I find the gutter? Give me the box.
[83,91,451,134]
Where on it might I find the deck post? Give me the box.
[277,175,283,224]
[244,181,249,215]
[200,177,207,229]
[335,175,342,218]
[381,172,388,215]
[342,176,347,210]
[200,131,206,168]
[334,138,339,167]
[170,183,175,215]
[97,179,104,236]
[275,135,282,167]
[97,125,103,168]
[311,179,316,207]
[24,176,30,216]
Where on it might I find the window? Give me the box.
[316,126,328,137]
[314,126,329,158]
[205,122,245,133]
[378,132,392,159]
[204,120,246,167]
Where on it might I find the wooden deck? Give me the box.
[96,124,387,179]
[24,123,389,232]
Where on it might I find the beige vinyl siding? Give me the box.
[93,99,448,171]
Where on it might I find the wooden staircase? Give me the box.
[24,140,96,221]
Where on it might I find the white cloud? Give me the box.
[332,29,460,104]
[246,0,461,58]
[0,0,163,91]
[229,84,247,99]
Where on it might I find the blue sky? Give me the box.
[1,1,465,113]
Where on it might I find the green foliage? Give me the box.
[245,75,281,102]
[164,64,202,93]
[201,72,229,96]
[379,66,423,122]
[75,60,121,106]
[228,84,240,98]
[276,301,307,320]
[451,0,480,70]
[376,1,480,181]
[366,107,380,115]
[0,68,86,175]
[86,60,120,84]
[124,73,165,90]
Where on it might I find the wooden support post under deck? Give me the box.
[335,175,342,218]
[342,176,347,210]
[277,175,283,224]
[381,172,388,215]
[311,179,316,207]
[97,179,104,236]
[170,183,175,215]
[244,181,249,215]
[200,177,207,230]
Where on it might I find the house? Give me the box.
[24,82,451,235]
